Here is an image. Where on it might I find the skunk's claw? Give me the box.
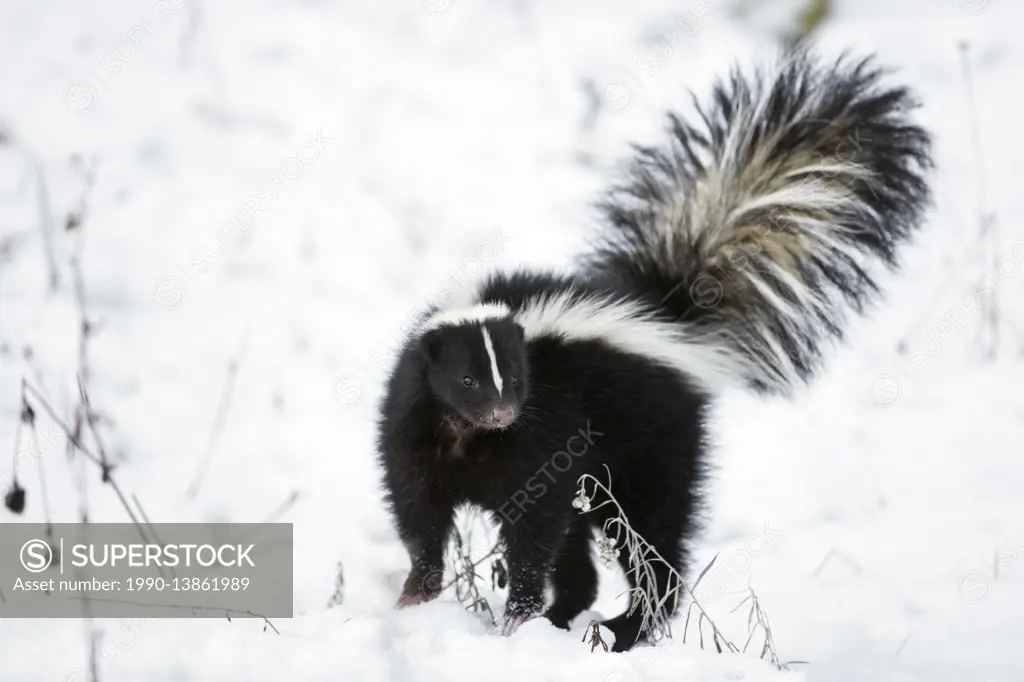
[500,609,538,636]
[396,568,443,608]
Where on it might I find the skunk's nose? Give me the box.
[490,406,518,426]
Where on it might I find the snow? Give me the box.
[1,0,1023,680]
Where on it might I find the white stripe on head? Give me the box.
[420,302,511,332]
[480,326,504,395]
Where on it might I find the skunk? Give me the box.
[377,50,931,651]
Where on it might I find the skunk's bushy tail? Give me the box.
[584,50,932,395]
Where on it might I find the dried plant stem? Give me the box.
[263,490,301,523]
[327,562,345,608]
[20,380,150,548]
[75,595,280,634]
[730,588,806,670]
[959,42,1000,360]
[186,338,246,497]
[444,525,500,626]
[576,467,738,652]
[583,620,609,652]
[32,162,60,291]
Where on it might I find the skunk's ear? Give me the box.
[418,330,443,365]
[512,323,525,341]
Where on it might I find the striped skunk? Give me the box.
[377,50,931,651]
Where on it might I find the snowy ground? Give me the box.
[1,0,1023,680]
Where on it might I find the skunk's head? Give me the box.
[417,306,529,430]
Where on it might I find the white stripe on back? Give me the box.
[480,327,504,396]
[512,289,767,393]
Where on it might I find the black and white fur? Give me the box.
[377,51,931,651]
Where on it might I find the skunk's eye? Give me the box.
[510,375,518,385]
[462,376,477,387]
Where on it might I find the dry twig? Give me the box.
[575,467,738,651]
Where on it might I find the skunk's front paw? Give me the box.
[395,567,444,608]
[501,602,541,636]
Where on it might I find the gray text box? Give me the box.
[0,523,292,618]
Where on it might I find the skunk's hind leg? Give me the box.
[544,516,598,630]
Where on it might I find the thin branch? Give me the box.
[263,490,301,523]
[737,588,788,669]
[77,379,110,479]
[441,541,503,593]
[31,418,54,535]
[582,620,609,652]
[327,562,345,608]
[7,404,24,479]
[32,162,60,291]
[21,380,150,548]
[186,338,246,497]
[575,467,739,652]
[959,42,1000,360]
[22,380,101,467]
[71,595,280,634]
[443,525,499,626]
[132,493,172,580]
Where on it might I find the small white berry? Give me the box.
[572,492,592,513]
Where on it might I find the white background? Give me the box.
[0,0,1021,680]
